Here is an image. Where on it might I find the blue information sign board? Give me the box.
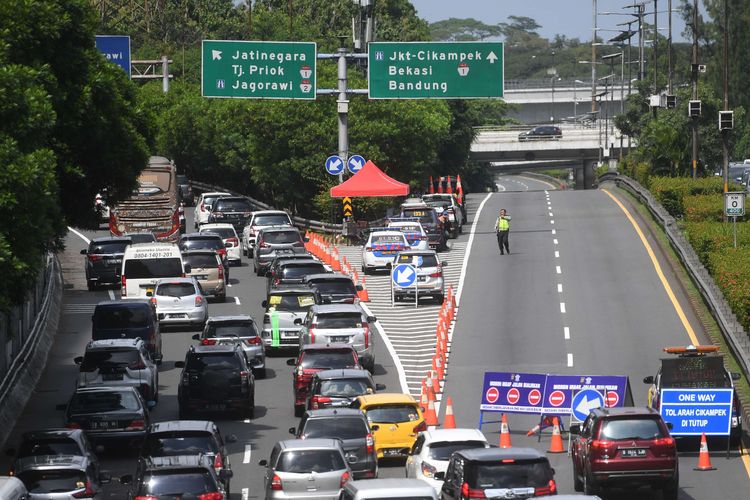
[659,388,733,436]
[95,35,131,77]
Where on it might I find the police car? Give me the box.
[361,228,409,274]
[387,218,430,251]
[643,345,743,446]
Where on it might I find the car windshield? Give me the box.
[599,418,665,440]
[202,228,235,239]
[93,306,149,329]
[395,254,438,267]
[428,441,486,460]
[17,438,81,459]
[365,404,419,424]
[423,200,449,209]
[299,351,357,369]
[316,313,363,329]
[214,199,252,212]
[138,170,171,193]
[70,391,141,412]
[319,378,371,397]
[89,241,129,254]
[156,282,196,298]
[205,320,257,338]
[143,471,216,495]
[262,231,300,244]
[281,264,326,279]
[180,238,224,251]
[143,432,218,456]
[17,469,87,494]
[185,353,243,372]
[267,294,316,311]
[302,417,368,440]
[312,281,357,296]
[203,195,228,206]
[80,349,140,371]
[276,449,345,473]
[124,258,183,279]
[401,209,436,225]
[394,225,422,234]
[185,254,219,269]
[372,234,406,245]
[468,460,553,489]
[124,234,156,244]
[728,166,748,181]
[255,214,291,226]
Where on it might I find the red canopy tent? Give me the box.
[329,160,409,197]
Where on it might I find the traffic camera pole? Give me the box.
[337,39,348,185]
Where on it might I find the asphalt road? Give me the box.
[443,175,750,499]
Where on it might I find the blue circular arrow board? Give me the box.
[392,264,416,288]
[325,155,344,175]
[348,155,366,174]
[571,389,605,422]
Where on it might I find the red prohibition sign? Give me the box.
[605,391,619,408]
[486,387,500,404]
[549,390,566,407]
[528,389,542,406]
[506,388,520,405]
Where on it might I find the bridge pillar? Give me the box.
[582,160,597,190]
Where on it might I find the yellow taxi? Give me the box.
[352,393,425,459]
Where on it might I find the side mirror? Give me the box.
[99,472,112,484]
[286,358,297,366]
[80,249,87,255]
[175,361,186,368]
[146,291,153,297]
[219,469,234,480]
[367,316,377,323]
[225,434,238,444]
[293,318,302,325]
[643,376,654,384]
[666,421,674,430]
[433,471,446,481]
[74,356,83,365]
[370,424,380,431]
[569,424,581,435]
[732,372,742,381]
[441,261,448,267]
[261,300,268,308]
[191,334,200,340]
[184,264,192,274]
[147,401,157,410]
[356,285,363,291]
[55,404,67,411]
[258,459,268,467]
[289,427,297,435]
[375,383,386,391]
[119,474,133,485]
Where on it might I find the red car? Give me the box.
[287,344,362,417]
[571,407,678,499]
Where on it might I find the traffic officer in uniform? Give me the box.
[495,208,511,254]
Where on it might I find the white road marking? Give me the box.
[549,212,554,217]
[553,239,558,245]
[556,266,562,274]
[567,353,574,367]
[555,251,560,258]
[243,444,252,464]
[550,220,555,224]
[564,327,571,340]
[560,302,566,313]
[242,487,249,500]
[234,296,241,305]
[496,182,507,192]
[551,229,557,235]
[557,284,563,293]
[243,419,251,424]
[361,302,408,393]
[544,190,549,195]
[67,226,90,244]
[108,289,115,300]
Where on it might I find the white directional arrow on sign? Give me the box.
[331,158,342,170]
[487,51,498,64]
[212,50,222,61]
[349,158,364,172]
[575,394,604,417]
[396,266,414,284]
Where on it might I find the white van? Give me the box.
[0,477,28,499]
[340,479,439,500]
[121,243,188,298]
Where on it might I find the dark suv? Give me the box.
[81,237,132,290]
[253,226,308,276]
[176,344,256,419]
[518,125,563,141]
[570,407,678,499]
[400,202,447,251]
[438,447,557,499]
[91,300,162,363]
[307,368,385,410]
[292,408,378,479]
[208,196,254,231]
[303,273,362,305]
[266,258,327,294]
[121,454,229,499]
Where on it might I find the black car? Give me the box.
[141,420,237,493]
[303,273,362,304]
[208,196,254,231]
[176,174,194,206]
[306,368,385,410]
[81,237,132,290]
[437,447,557,499]
[91,300,162,363]
[58,386,152,447]
[179,233,229,279]
[253,226,309,276]
[400,202,448,251]
[176,344,256,419]
[266,258,327,294]
[518,125,563,141]
[5,428,100,477]
[121,454,230,499]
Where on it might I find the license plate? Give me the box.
[283,332,299,338]
[102,373,123,381]
[383,448,402,457]
[330,336,350,343]
[195,274,208,280]
[418,276,427,282]
[621,448,647,458]
[208,403,226,410]
[168,313,186,318]
[91,421,116,429]
[106,259,121,265]
[277,249,292,254]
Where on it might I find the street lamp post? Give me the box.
[574,80,585,126]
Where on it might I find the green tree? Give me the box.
[429,18,503,41]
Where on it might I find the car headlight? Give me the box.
[421,461,437,478]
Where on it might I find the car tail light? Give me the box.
[218,264,224,281]
[365,247,373,252]
[150,297,157,308]
[198,493,224,500]
[461,482,486,499]
[226,237,239,247]
[201,338,217,345]
[413,420,427,433]
[421,461,436,478]
[340,471,350,488]
[134,496,159,500]
[311,396,331,409]
[309,325,317,343]
[591,439,614,458]
[429,269,443,278]
[195,295,204,307]
[128,359,146,370]
[126,419,146,430]
[270,474,283,490]
[213,454,223,473]
[245,336,262,346]
[259,240,270,248]
[366,433,374,454]
[217,248,227,258]
[200,202,207,212]
[65,422,81,429]
[363,323,370,348]
[121,275,127,296]
[654,437,675,447]
[87,254,103,262]
[240,371,249,383]
[273,278,280,286]
[534,480,557,496]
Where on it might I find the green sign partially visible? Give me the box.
[368,41,504,99]
[202,40,316,99]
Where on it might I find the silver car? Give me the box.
[297,304,376,372]
[392,250,445,303]
[242,210,293,257]
[151,277,208,329]
[261,287,319,352]
[74,338,159,403]
[193,315,266,378]
[253,226,308,276]
[259,439,351,500]
[13,454,109,499]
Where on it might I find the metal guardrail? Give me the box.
[189,180,342,234]
[600,172,750,380]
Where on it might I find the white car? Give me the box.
[387,218,430,251]
[200,223,242,265]
[241,210,293,257]
[361,229,409,274]
[405,428,490,493]
[194,191,231,229]
[151,277,208,329]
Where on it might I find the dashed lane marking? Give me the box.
[564,327,570,340]
[567,353,574,367]
[243,444,252,464]
[556,266,562,274]
[560,302,566,313]
[557,284,563,293]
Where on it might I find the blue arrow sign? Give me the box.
[392,264,416,287]
[348,155,366,174]
[95,35,131,77]
[571,389,605,422]
[325,155,344,175]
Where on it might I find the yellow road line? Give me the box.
[601,189,700,346]
[741,440,750,478]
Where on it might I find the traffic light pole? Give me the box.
[691,0,699,179]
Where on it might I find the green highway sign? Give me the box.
[368,41,504,99]
[202,40,316,99]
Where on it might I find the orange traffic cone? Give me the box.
[358,276,370,302]
[694,433,716,471]
[419,384,429,413]
[499,414,512,448]
[448,286,457,310]
[430,369,440,396]
[424,398,438,427]
[443,396,457,429]
[425,376,436,402]
[527,416,554,436]
[547,417,565,453]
